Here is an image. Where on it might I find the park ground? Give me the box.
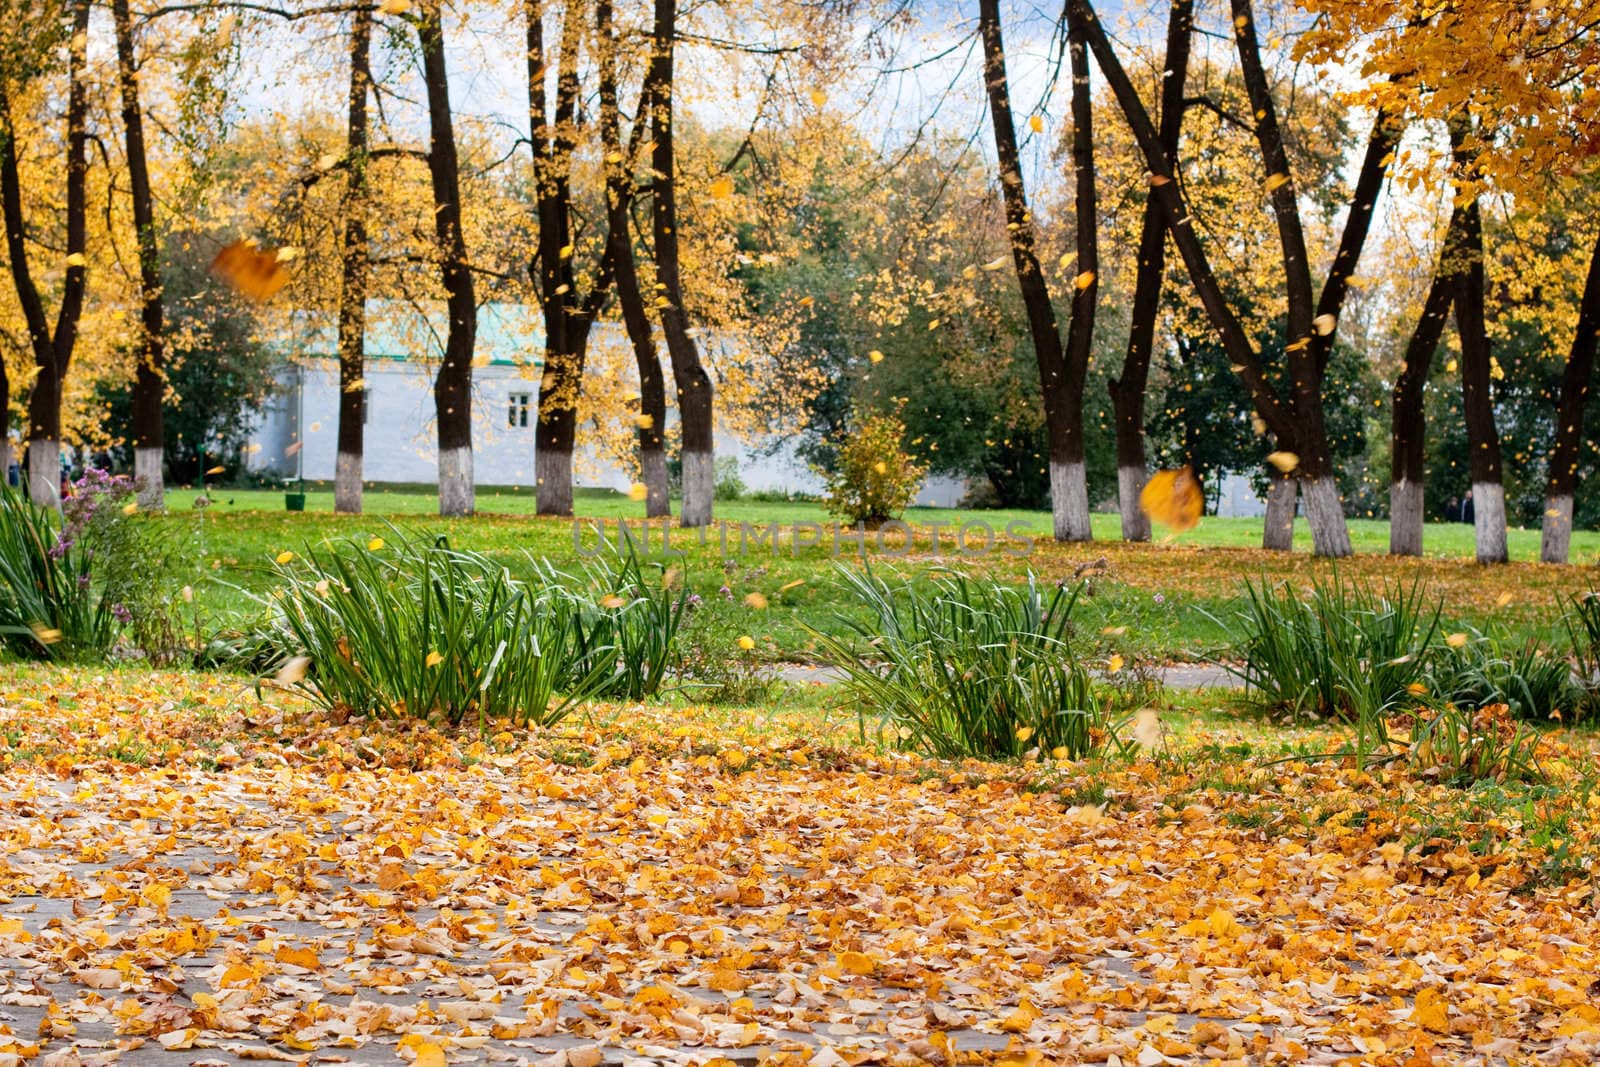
[4,490,1600,1064]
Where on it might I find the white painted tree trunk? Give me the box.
[438,445,474,517]
[535,448,572,516]
[27,440,60,510]
[334,451,363,514]
[680,449,714,528]
[1301,476,1352,557]
[0,440,10,490]
[1261,475,1296,551]
[1541,493,1573,564]
[1117,465,1150,542]
[641,450,670,518]
[1473,480,1508,563]
[1389,478,1424,556]
[133,447,164,510]
[1049,459,1093,541]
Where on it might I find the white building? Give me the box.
[246,301,968,505]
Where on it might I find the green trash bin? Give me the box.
[285,492,306,512]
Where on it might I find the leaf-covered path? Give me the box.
[2,671,1598,1065]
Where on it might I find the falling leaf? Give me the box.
[1147,173,1172,187]
[634,414,654,429]
[809,88,827,107]
[368,538,385,551]
[1313,313,1337,335]
[868,350,884,363]
[1133,708,1161,748]
[29,622,63,645]
[65,252,87,268]
[709,175,735,199]
[600,594,627,609]
[982,257,1008,271]
[210,241,290,301]
[1139,467,1203,532]
[744,592,769,610]
[343,377,367,393]
[779,579,805,592]
[1016,726,1034,742]
[1490,356,1505,381]
[1073,270,1096,291]
[205,465,226,475]
[285,441,305,457]
[628,482,649,502]
[275,551,295,565]
[1445,632,1468,648]
[378,0,410,13]
[121,501,138,516]
[273,656,311,687]
[1028,114,1044,133]
[1266,451,1299,473]
[1265,172,1290,192]
[1107,654,1124,674]
[425,651,444,668]
[274,246,301,263]
[1251,414,1268,436]
[1446,359,1458,373]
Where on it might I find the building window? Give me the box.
[509,392,531,428]
[362,388,372,425]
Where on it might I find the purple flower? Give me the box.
[111,602,132,624]
[1153,593,1165,605]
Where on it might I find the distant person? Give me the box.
[1463,489,1475,525]
[1445,496,1460,522]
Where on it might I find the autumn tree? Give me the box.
[334,5,373,515]
[0,0,90,508]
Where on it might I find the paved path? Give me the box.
[777,663,1244,690]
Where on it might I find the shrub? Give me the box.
[1564,590,1600,718]
[676,602,781,705]
[0,485,107,659]
[813,566,1131,761]
[1430,629,1581,724]
[713,456,746,501]
[535,537,688,701]
[821,407,928,527]
[1218,575,1442,724]
[267,534,601,728]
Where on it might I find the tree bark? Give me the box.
[1109,0,1191,543]
[1451,130,1506,564]
[979,0,1090,541]
[418,0,476,516]
[1388,205,1464,556]
[335,4,373,515]
[0,0,89,511]
[113,0,167,510]
[597,0,669,517]
[1230,0,1350,556]
[650,0,715,528]
[1540,227,1600,564]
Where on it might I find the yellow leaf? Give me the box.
[1313,313,1337,336]
[1265,172,1290,193]
[1016,726,1034,742]
[273,656,311,687]
[982,257,1008,271]
[1073,270,1096,291]
[1000,999,1041,1032]
[368,537,385,551]
[275,551,295,564]
[1028,114,1044,133]
[1266,451,1299,473]
[1413,987,1449,1031]
[1107,654,1124,674]
[274,945,321,970]
[426,650,444,667]
[412,1040,447,1067]
[1147,173,1171,187]
[205,465,226,475]
[628,482,649,502]
[779,579,805,592]
[559,244,574,259]
[1132,708,1161,748]
[28,623,62,645]
[343,377,368,392]
[1139,467,1203,532]
[634,413,654,429]
[378,0,410,13]
[744,592,768,609]
[1445,632,1468,649]
[709,175,734,199]
[1489,356,1505,381]
[837,950,875,975]
[121,501,138,516]
[868,349,884,363]
[809,88,827,107]
[65,252,87,267]
[600,594,627,609]
[1446,359,1458,373]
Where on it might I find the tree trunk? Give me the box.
[979,0,1088,541]
[0,0,89,512]
[114,0,167,510]
[597,0,669,517]
[530,0,606,517]
[1388,208,1462,556]
[1540,227,1600,563]
[1451,132,1505,564]
[1261,470,1296,550]
[1110,0,1191,543]
[0,363,9,484]
[335,4,373,516]
[418,0,475,516]
[650,0,715,528]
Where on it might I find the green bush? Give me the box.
[536,537,688,701]
[1218,575,1443,724]
[821,407,928,527]
[0,485,107,659]
[813,566,1130,760]
[1430,628,1580,724]
[267,534,603,728]
[675,604,781,705]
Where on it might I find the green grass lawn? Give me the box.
[123,484,1600,664]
